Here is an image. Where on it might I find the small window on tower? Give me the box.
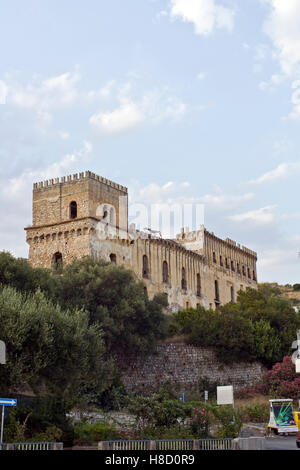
[70,201,77,219]
[52,252,63,271]
[110,253,117,264]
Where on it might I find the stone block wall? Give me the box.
[121,341,266,393]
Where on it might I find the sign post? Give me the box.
[0,398,17,451]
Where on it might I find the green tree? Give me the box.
[0,285,110,400]
[54,257,168,357]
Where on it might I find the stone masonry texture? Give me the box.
[120,342,266,393]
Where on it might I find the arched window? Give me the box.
[253,270,257,281]
[162,261,169,284]
[214,280,220,303]
[142,255,149,279]
[52,252,63,271]
[213,251,216,263]
[110,253,116,264]
[230,286,235,303]
[197,273,201,297]
[181,267,187,290]
[70,201,77,219]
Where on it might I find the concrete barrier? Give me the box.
[232,437,266,450]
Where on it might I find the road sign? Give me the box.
[204,390,208,402]
[0,398,17,450]
[0,399,17,407]
[217,386,234,405]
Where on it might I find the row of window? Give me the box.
[142,255,202,295]
[212,252,256,281]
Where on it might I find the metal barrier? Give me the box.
[198,438,232,450]
[99,438,233,451]
[106,440,151,451]
[156,439,194,451]
[2,442,63,451]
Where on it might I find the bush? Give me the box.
[189,406,209,438]
[28,426,63,442]
[168,286,300,366]
[238,404,269,423]
[208,405,242,438]
[3,396,75,446]
[127,388,191,432]
[74,421,119,445]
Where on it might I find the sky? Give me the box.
[0,0,300,284]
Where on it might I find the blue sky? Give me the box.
[0,0,300,284]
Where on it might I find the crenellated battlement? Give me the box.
[205,229,257,259]
[33,170,128,193]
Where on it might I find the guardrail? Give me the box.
[100,440,151,451]
[98,438,233,451]
[198,438,232,450]
[1,442,63,451]
[156,439,194,451]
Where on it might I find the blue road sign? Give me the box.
[0,398,17,407]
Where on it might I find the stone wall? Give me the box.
[121,341,266,393]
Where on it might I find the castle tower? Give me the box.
[25,171,128,269]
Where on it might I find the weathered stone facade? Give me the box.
[120,341,266,393]
[25,171,258,311]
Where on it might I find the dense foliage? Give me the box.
[0,285,109,400]
[0,252,168,402]
[169,285,300,366]
[0,252,168,359]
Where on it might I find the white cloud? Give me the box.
[2,71,81,131]
[5,140,92,200]
[87,80,116,101]
[229,205,276,225]
[169,0,235,36]
[263,0,300,77]
[247,161,300,184]
[90,101,144,134]
[263,1,300,117]
[90,88,187,134]
[9,71,80,111]
[199,191,255,211]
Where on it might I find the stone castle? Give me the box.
[25,171,257,312]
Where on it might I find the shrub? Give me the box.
[209,405,242,438]
[239,404,269,423]
[28,426,63,442]
[189,406,209,438]
[74,421,119,445]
